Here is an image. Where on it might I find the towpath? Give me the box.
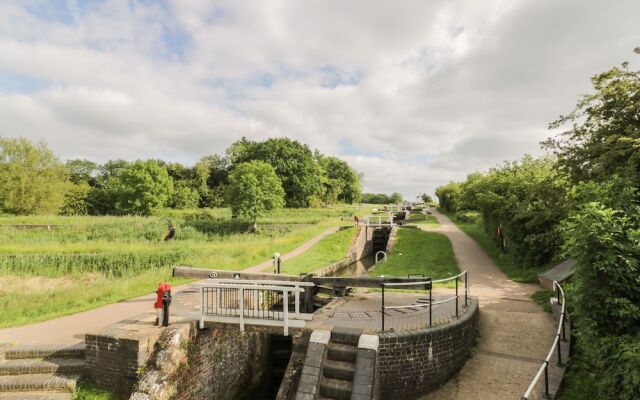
[0,225,340,345]
[419,209,555,400]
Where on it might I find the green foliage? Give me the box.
[225,161,285,227]
[229,137,320,207]
[361,193,402,204]
[73,379,117,400]
[61,183,91,216]
[66,159,98,185]
[317,155,362,204]
[545,57,640,187]
[368,228,458,280]
[456,210,480,223]
[103,160,174,216]
[531,290,553,313]
[170,183,200,209]
[419,193,433,203]
[435,182,461,213]
[0,137,70,214]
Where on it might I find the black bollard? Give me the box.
[162,290,172,327]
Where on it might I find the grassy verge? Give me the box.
[277,226,356,276]
[368,228,458,280]
[406,212,439,227]
[73,380,117,400]
[445,215,542,283]
[531,290,553,313]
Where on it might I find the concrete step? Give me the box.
[3,345,85,361]
[319,377,352,400]
[0,374,79,393]
[0,393,72,400]
[323,359,355,381]
[0,359,86,376]
[327,343,357,363]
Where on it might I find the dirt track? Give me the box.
[419,209,555,400]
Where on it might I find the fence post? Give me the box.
[561,312,567,341]
[239,288,244,332]
[283,289,289,336]
[455,276,459,318]
[429,286,433,327]
[381,284,385,332]
[465,271,468,306]
[544,362,550,398]
[557,334,562,366]
[199,286,205,329]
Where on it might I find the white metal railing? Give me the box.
[375,251,388,264]
[522,281,568,399]
[195,279,315,336]
[363,214,395,227]
[381,270,469,331]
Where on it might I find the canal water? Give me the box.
[331,254,376,277]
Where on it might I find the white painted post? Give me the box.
[199,286,205,329]
[283,289,289,336]
[294,286,300,317]
[239,288,245,332]
[216,287,221,313]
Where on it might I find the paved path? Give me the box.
[241,226,340,273]
[0,226,341,345]
[419,209,555,400]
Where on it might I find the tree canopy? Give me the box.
[225,160,285,229]
[0,137,69,215]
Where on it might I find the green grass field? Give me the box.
[406,211,439,227]
[0,206,367,328]
[276,227,356,276]
[368,228,459,280]
[445,214,542,283]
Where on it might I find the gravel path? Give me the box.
[419,209,555,400]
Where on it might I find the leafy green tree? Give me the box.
[435,182,461,213]
[170,182,200,209]
[66,159,98,185]
[419,193,433,204]
[60,182,91,215]
[103,160,174,215]
[229,138,320,207]
[317,155,362,204]
[0,137,69,215]
[545,49,640,188]
[389,192,403,204]
[225,161,285,230]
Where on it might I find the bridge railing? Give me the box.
[196,279,315,336]
[363,214,395,227]
[380,270,469,331]
[521,281,568,400]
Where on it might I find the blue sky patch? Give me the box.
[0,70,51,94]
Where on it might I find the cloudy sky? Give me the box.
[0,0,638,199]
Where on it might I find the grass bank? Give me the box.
[368,227,458,280]
[0,206,364,327]
[277,226,356,276]
[443,212,543,283]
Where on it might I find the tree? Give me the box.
[225,161,285,230]
[389,192,403,204]
[420,193,433,204]
[103,160,174,215]
[170,182,200,209]
[545,49,640,188]
[229,138,320,207]
[0,137,69,215]
[66,159,98,185]
[317,155,362,204]
[435,182,461,213]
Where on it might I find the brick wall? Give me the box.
[377,298,479,399]
[175,326,271,400]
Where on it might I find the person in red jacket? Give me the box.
[154,283,172,326]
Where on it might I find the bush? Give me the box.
[456,211,480,223]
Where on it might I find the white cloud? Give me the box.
[0,0,638,199]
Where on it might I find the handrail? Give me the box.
[198,280,312,336]
[380,270,469,331]
[521,281,568,400]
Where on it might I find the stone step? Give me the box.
[3,345,85,361]
[319,377,352,400]
[323,359,355,381]
[327,343,357,363]
[0,359,86,376]
[0,374,79,393]
[0,393,72,400]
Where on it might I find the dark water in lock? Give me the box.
[330,254,376,277]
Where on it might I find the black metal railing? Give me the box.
[380,270,469,331]
[521,281,568,400]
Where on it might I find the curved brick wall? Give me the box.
[377,297,479,399]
